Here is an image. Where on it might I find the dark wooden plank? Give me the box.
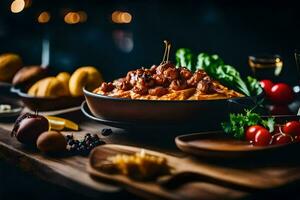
[0,127,122,199]
[0,109,250,200]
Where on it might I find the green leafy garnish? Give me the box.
[246,76,263,96]
[196,53,250,96]
[175,48,263,96]
[175,48,194,71]
[221,110,275,139]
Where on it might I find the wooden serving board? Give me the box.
[88,144,300,200]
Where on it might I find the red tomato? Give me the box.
[260,80,273,97]
[254,128,272,146]
[282,121,300,136]
[245,125,265,142]
[269,83,294,105]
[271,133,293,145]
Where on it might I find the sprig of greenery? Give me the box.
[221,110,275,139]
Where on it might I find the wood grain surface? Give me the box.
[88,144,300,199]
[0,108,299,199]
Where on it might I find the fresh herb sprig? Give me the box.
[221,110,275,139]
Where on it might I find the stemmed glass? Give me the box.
[248,55,283,81]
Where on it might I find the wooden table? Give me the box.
[0,108,298,200]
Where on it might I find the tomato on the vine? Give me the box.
[260,80,273,97]
[271,133,293,145]
[245,125,265,142]
[254,128,272,146]
[282,121,300,136]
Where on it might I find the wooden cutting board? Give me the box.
[88,144,300,200]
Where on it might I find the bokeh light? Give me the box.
[78,11,88,22]
[64,11,87,24]
[112,11,132,24]
[10,0,25,13]
[37,11,51,23]
[64,12,80,24]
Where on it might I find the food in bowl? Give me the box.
[27,66,103,98]
[94,63,243,100]
[12,65,48,90]
[94,41,243,100]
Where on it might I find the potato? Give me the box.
[0,53,23,82]
[37,131,67,153]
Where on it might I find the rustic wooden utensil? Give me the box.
[88,144,300,199]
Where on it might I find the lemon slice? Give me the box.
[48,119,65,131]
[46,116,79,131]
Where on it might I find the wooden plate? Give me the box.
[11,87,84,111]
[175,131,300,159]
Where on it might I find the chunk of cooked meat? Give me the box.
[170,79,187,91]
[180,67,193,80]
[155,62,176,75]
[99,82,114,92]
[133,84,148,95]
[187,70,208,87]
[163,67,179,81]
[113,78,132,91]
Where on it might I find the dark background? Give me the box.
[1,1,300,199]
[0,0,300,84]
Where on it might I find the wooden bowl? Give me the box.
[175,116,300,159]
[11,87,84,111]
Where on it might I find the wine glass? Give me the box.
[248,55,283,81]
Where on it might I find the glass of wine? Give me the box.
[248,55,283,80]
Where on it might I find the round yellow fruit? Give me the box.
[56,72,71,95]
[69,66,103,96]
[28,77,69,97]
[0,53,23,82]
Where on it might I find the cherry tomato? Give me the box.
[271,133,293,145]
[254,128,272,146]
[269,83,294,105]
[260,80,273,97]
[245,125,265,142]
[282,121,300,136]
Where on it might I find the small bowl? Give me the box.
[11,87,84,111]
